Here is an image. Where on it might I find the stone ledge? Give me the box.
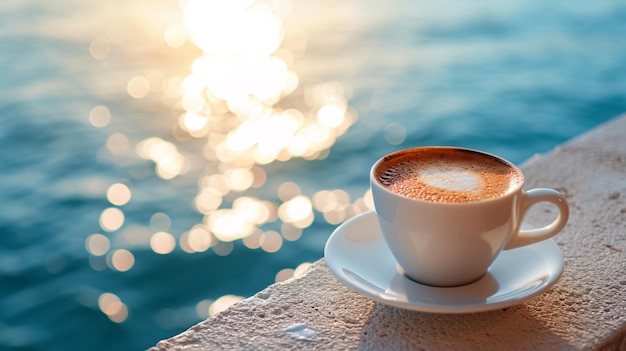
[150,114,626,351]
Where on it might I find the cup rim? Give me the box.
[370,146,525,205]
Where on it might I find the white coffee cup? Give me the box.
[370,146,569,287]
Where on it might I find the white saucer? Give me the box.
[324,211,564,314]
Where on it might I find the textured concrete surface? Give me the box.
[149,114,626,351]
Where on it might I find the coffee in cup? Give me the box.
[374,147,523,203]
[371,146,569,287]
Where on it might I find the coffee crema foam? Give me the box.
[376,149,522,203]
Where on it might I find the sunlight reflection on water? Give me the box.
[85,0,373,322]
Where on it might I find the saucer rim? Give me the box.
[324,210,565,314]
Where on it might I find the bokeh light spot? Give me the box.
[107,183,131,206]
[98,292,129,323]
[110,249,135,272]
[280,223,302,241]
[233,197,270,225]
[99,293,122,315]
[294,262,312,277]
[275,268,294,283]
[186,225,214,253]
[242,229,263,249]
[150,212,172,232]
[196,299,212,319]
[384,122,407,145]
[89,105,111,128]
[165,23,188,48]
[106,133,130,155]
[212,241,234,256]
[108,304,129,323]
[209,210,253,242]
[194,191,223,214]
[317,102,346,128]
[127,76,150,99]
[209,295,244,317]
[86,233,111,256]
[89,37,110,59]
[136,137,186,179]
[278,181,300,201]
[278,195,312,223]
[150,232,176,254]
[226,168,255,192]
[99,207,125,232]
[89,255,107,271]
[181,112,209,134]
[260,230,282,253]
[363,189,375,210]
[250,166,267,188]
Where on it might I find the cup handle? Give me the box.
[504,188,569,250]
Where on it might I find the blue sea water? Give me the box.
[0,0,625,350]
